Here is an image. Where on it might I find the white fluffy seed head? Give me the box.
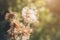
[22,6,38,24]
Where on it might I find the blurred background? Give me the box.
[0,0,60,40]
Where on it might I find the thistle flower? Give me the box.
[22,26,31,40]
[5,11,17,21]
